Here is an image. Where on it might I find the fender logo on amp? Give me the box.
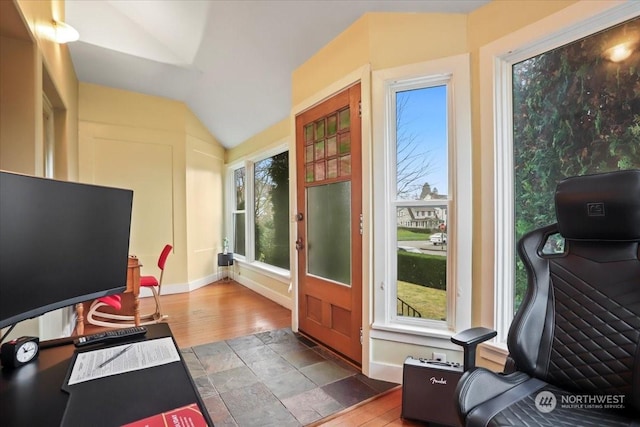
[430,377,447,385]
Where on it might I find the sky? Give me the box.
[396,85,448,199]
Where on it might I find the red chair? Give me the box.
[87,244,172,327]
[86,295,123,328]
[140,244,172,322]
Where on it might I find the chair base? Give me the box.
[86,299,168,328]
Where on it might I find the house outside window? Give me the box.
[372,54,472,339]
[228,146,290,273]
[492,11,639,343]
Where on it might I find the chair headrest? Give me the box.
[555,169,640,241]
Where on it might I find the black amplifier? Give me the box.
[401,356,463,426]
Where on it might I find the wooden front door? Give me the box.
[296,83,362,364]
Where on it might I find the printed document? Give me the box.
[67,337,180,386]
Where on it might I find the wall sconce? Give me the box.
[52,20,79,44]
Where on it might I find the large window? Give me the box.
[394,85,449,324]
[511,16,640,312]
[254,152,290,269]
[232,167,246,256]
[372,54,472,337]
[491,9,639,342]
[229,147,290,272]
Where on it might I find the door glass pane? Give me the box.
[396,206,447,321]
[307,182,351,285]
[327,136,337,157]
[339,154,351,176]
[339,108,350,130]
[327,114,338,136]
[304,124,314,142]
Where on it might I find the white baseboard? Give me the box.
[234,274,293,310]
[368,360,404,384]
[139,273,219,298]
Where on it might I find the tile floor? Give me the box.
[181,328,398,426]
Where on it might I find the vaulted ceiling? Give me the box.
[66,1,489,148]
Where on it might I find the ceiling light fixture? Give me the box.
[605,42,633,62]
[52,20,79,44]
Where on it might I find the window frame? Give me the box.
[226,142,291,278]
[371,53,473,341]
[483,3,637,347]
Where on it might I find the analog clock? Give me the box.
[1,336,39,369]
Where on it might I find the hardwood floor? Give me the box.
[83,280,426,426]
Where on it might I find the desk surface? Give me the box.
[0,323,213,426]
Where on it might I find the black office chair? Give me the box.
[452,169,640,426]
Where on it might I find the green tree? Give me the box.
[512,17,640,309]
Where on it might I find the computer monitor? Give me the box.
[0,171,133,330]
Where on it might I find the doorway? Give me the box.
[295,83,362,364]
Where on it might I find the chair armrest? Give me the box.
[451,327,497,371]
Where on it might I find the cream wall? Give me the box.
[78,83,225,295]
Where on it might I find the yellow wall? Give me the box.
[0,0,79,340]
[1,0,78,178]
[186,110,226,284]
[234,1,612,380]
[78,83,225,292]
[0,35,37,173]
[14,0,79,180]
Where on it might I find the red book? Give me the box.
[121,403,209,427]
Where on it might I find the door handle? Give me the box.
[295,238,304,251]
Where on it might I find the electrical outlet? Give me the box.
[433,352,446,362]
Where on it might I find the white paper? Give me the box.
[67,337,180,386]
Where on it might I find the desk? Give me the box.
[0,323,213,427]
[76,256,142,334]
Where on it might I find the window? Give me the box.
[394,85,449,324]
[491,9,639,342]
[372,54,472,338]
[232,167,246,256]
[254,152,290,269]
[228,147,290,273]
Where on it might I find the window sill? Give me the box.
[478,340,509,367]
[234,258,290,283]
[370,322,462,351]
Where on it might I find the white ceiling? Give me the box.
[66,0,489,148]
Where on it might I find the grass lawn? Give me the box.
[397,229,430,241]
[397,280,446,321]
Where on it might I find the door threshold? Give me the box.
[297,329,362,371]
